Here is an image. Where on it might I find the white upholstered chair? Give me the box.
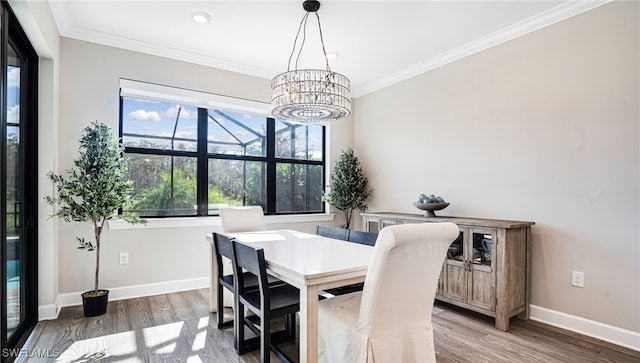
[217,206,268,307]
[317,222,459,363]
[219,206,267,233]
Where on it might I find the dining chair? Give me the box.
[213,233,283,331]
[219,206,267,233]
[317,222,460,363]
[233,240,300,363]
[218,206,268,308]
[212,232,239,330]
[315,225,349,240]
[347,230,378,246]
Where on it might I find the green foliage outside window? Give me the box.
[129,169,196,215]
[121,97,324,216]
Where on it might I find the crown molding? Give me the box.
[60,24,276,80]
[51,0,610,98]
[352,0,611,97]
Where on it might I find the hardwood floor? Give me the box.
[24,289,638,362]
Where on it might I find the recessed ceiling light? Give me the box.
[192,11,211,24]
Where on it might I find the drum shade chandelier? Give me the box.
[271,0,351,124]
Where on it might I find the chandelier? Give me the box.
[271,0,351,124]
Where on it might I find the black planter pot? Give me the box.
[81,289,109,317]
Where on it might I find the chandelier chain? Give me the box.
[295,13,309,71]
[314,12,331,72]
[286,9,331,72]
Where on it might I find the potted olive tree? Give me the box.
[46,121,144,317]
[324,148,372,229]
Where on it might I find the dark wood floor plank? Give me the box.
[23,289,639,363]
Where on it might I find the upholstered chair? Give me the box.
[219,206,267,233]
[317,222,459,363]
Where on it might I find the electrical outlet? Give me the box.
[119,252,129,265]
[571,271,584,287]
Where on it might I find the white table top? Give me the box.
[225,229,373,288]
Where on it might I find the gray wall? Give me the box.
[354,1,638,332]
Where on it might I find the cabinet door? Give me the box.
[380,218,400,229]
[441,230,466,302]
[466,228,497,311]
[365,217,380,233]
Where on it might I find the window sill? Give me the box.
[107,213,335,230]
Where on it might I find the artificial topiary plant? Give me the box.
[324,148,372,229]
[46,121,144,301]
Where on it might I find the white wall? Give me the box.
[354,0,638,336]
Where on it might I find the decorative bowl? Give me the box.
[413,201,450,217]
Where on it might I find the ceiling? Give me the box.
[48,0,607,97]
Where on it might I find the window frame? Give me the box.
[119,84,326,218]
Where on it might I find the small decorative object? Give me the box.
[413,193,449,217]
[323,148,371,229]
[46,122,145,317]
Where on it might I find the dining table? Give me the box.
[206,229,373,363]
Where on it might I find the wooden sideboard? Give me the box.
[361,212,535,331]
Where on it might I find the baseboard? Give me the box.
[38,303,61,321]
[49,276,210,314]
[529,304,640,352]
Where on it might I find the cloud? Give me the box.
[128,109,160,121]
[162,104,196,119]
[7,67,19,88]
[7,105,19,124]
[175,130,197,139]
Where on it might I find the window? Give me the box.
[120,86,325,218]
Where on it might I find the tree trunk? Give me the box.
[345,209,353,229]
[94,221,102,294]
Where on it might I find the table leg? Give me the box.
[299,284,319,363]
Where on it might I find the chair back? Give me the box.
[316,225,349,241]
[232,241,269,299]
[219,206,267,233]
[347,230,378,246]
[356,222,459,361]
[213,232,235,275]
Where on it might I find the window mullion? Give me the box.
[197,108,209,216]
[266,118,276,214]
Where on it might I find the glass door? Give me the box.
[6,40,22,341]
[1,2,38,356]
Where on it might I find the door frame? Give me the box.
[1,1,38,356]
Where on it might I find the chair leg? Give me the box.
[217,283,225,329]
[236,300,246,354]
[232,292,238,349]
[262,311,271,363]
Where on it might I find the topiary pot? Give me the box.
[81,289,109,317]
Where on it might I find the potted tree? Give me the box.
[46,121,144,317]
[324,148,372,229]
